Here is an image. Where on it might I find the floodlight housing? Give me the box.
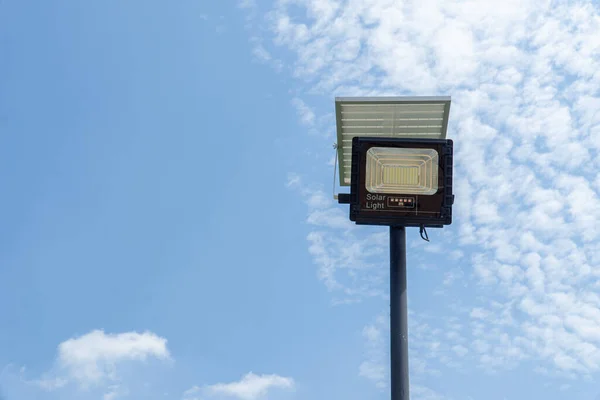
[346,137,454,228]
[336,97,451,187]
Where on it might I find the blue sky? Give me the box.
[1,1,600,400]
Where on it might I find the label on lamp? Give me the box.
[364,193,415,210]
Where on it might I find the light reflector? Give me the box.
[365,147,439,195]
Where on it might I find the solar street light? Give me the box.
[334,97,453,400]
[336,97,454,228]
[344,136,454,227]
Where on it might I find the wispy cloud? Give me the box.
[250,38,284,72]
[183,372,294,400]
[237,0,256,9]
[412,384,449,400]
[252,0,600,389]
[286,173,387,303]
[103,385,126,400]
[359,315,387,389]
[290,97,315,126]
[359,314,454,398]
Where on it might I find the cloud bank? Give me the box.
[255,0,600,389]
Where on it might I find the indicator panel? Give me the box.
[387,196,415,208]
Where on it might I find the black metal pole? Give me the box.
[390,225,409,400]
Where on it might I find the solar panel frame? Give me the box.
[335,97,451,186]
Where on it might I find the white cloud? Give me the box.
[470,308,489,320]
[443,267,464,287]
[185,372,294,400]
[285,172,301,188]
[182,385,202,400]
[291,97,316,126]
[359,316,387,389]
[56,330,170,387]
[452,345,468,357]
[34,330,170,396]
[359,311,467,392]
[249,37,284,72]
[238,0,256,9]
[286,174,387,302]
[412,384,447,400]
[247,0,600,392]
[35,377,68,390]
[103,385,126,400]
[252,44,272,62]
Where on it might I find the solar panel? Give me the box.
[335,97,451,186]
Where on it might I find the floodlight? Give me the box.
[343,137,453,227]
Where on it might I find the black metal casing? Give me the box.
[346,137,454,228]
